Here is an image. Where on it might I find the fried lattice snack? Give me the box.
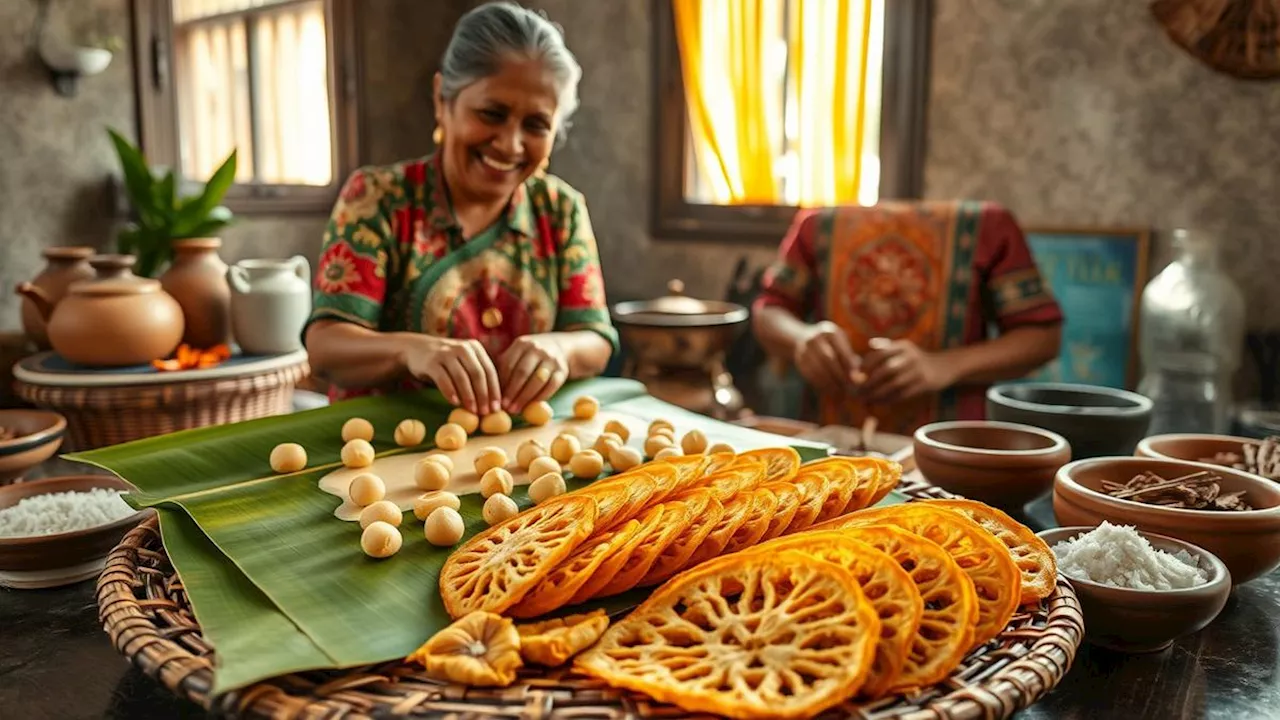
[639,489,723,586]
[758,481,803,542]
[919,498,1057,604]
[439,497,596,618]
[579,469,661,531]
[595,496,697,598]
[506,518,643,619]
[818,504,1020,647]
[516,609,610,667]
[406,611,523,687]
[721,485,780,555]
[755,531,924,698]
[693,458,767,502]
[575,549,882,719]
[683,489,758,569]
[734,447,801,484]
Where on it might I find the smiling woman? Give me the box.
[303,1,618,416]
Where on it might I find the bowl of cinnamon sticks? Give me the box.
[1054,456,1280,584]
[1136,434,1279,483]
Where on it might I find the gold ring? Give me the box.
[534,366,551,382]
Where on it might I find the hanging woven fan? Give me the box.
[1151,0,1280,79]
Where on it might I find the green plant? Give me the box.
[107,128,237,277]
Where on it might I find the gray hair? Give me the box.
[440,2,581,137]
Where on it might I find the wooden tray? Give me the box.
[96,473,1083,719]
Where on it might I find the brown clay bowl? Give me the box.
[1054,457,1280,584]
[1037,526,1231,653]
[912,421,1071,509]
[1136,434,1268,477]
[0,409,66,485]
[0,475,150,582]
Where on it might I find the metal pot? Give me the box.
[611,280,749,371]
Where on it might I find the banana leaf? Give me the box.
[68,378,833,693]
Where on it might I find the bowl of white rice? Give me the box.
[1038,524,1231,653]
[0,474,149,588]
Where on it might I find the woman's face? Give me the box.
[434,57,561,205]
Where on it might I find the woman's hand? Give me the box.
[793,321,863,395]
[858,338,955,404]
[402,335,502,415]
[498,335,570,413]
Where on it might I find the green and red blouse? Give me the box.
[307,153,618,401]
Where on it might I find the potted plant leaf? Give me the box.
[107,128,237,278]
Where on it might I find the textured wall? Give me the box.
[924,0,1280,335]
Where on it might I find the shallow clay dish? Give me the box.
[1054,456,1280,584]
[0,409,66,485]
[913,420,1071,509]
[1136,433,1270,477]
[987,383,1152,459]
[0,475,149,589]
[1038,526,1230,653]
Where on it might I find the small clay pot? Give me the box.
[987,383,1153,459]
[88,254,139,280]
[1037,526,1230,653]
[160,238,232,349]
[17,247,96,350]
[913,420,1071,509]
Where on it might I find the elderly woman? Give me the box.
[305,2,616,416]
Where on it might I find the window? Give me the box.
[132,0,359,213]
[653,0,932,242]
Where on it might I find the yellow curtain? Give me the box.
[673,0,780,204]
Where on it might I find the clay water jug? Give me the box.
[18,246,95,350]
[160,238,232,349]
[228,257,311,355]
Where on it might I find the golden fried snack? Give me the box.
[640,490,724,586]
[506,518,643,619]
[406,611,522,687]
[575,549,881,719]
[568,505,669,605]
[735,447,801,484]
[594,497,696,598]
[693,458,767,502]
[758,481,803,542]
[783,472,830,535]
[516,610,610,667]
[920,498,1057,603]
[683,489,758,568]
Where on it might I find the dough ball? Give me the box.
[522,401,554,427]
[342,418,375,443]
[707,442,735,456]
[569,450,604,479]
[424,507,465,546]
[650,426,676,441]
[413,491,460,520]
[435,423,467,451]
[359,500,403,529]
[414,457,451,491]
[448,408,480,435]
[516,439,548,470]
[550,433,582,464]
[609,445,642,472]
[573,395,599,420]
[480,411,513,435]
[528,472,567,504]
[394,419,427,447]
[480,467,515,498]
[681,429,708,454]
[594,432,624,456]
[425,453,454,473]
[602,419,630,442]
[648,419,674,437]
[474,447,508,476]
[644,434,675,458]
[528,456,562,480]
[361,521,402,558]
[482,493,519,526]
[269,443,307,473]
[341,439,375,469]
[653,446,682,461]
[348,473,386,506]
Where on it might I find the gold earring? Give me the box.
[432,127,443,145]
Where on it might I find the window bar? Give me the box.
[245,11,264,185]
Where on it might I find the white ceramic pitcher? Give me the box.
[227,256,312,355]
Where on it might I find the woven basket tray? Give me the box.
[96,477,1084,719]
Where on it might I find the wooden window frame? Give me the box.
[651,0,934,243]
[130,0,361,215]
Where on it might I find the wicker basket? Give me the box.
[15,362,309,451]
[96,477,1084,719]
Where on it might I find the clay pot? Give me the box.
[986,382,1153,458]
[912,420,1071,509]
[228,257,312,355]
[88,254,138,280]
[160,238,232,349]
[16,269,185,368]
[17,247,95,350]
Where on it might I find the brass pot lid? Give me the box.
[612,280,749,328]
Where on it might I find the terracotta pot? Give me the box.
[17,246,95,350]
[16,270,185,368]
[88,254,139,280]
[1037,526,1230,653]
[160,238,232,349]
[228,257,312,355]
[1053,456,1280,584]
[913,420,1071,509]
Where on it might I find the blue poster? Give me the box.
[1019,231,1147,389]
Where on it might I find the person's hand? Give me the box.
[498,335,570,413]
[403,335,501,415]
[793,321,862,395]
[858,338,954,404]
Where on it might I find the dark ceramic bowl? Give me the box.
[1054,456,1280,584]
[1038,526,1231,653]
[913,421,1071,509]
[0,409,66,485]
[986,383,1152,459]
[0,475,150,585]
[1136,434,1269,478]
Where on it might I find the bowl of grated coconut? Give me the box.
[1038,523,1231,653]
[0,475,149,588]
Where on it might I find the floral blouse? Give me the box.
[307,152,618,401]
